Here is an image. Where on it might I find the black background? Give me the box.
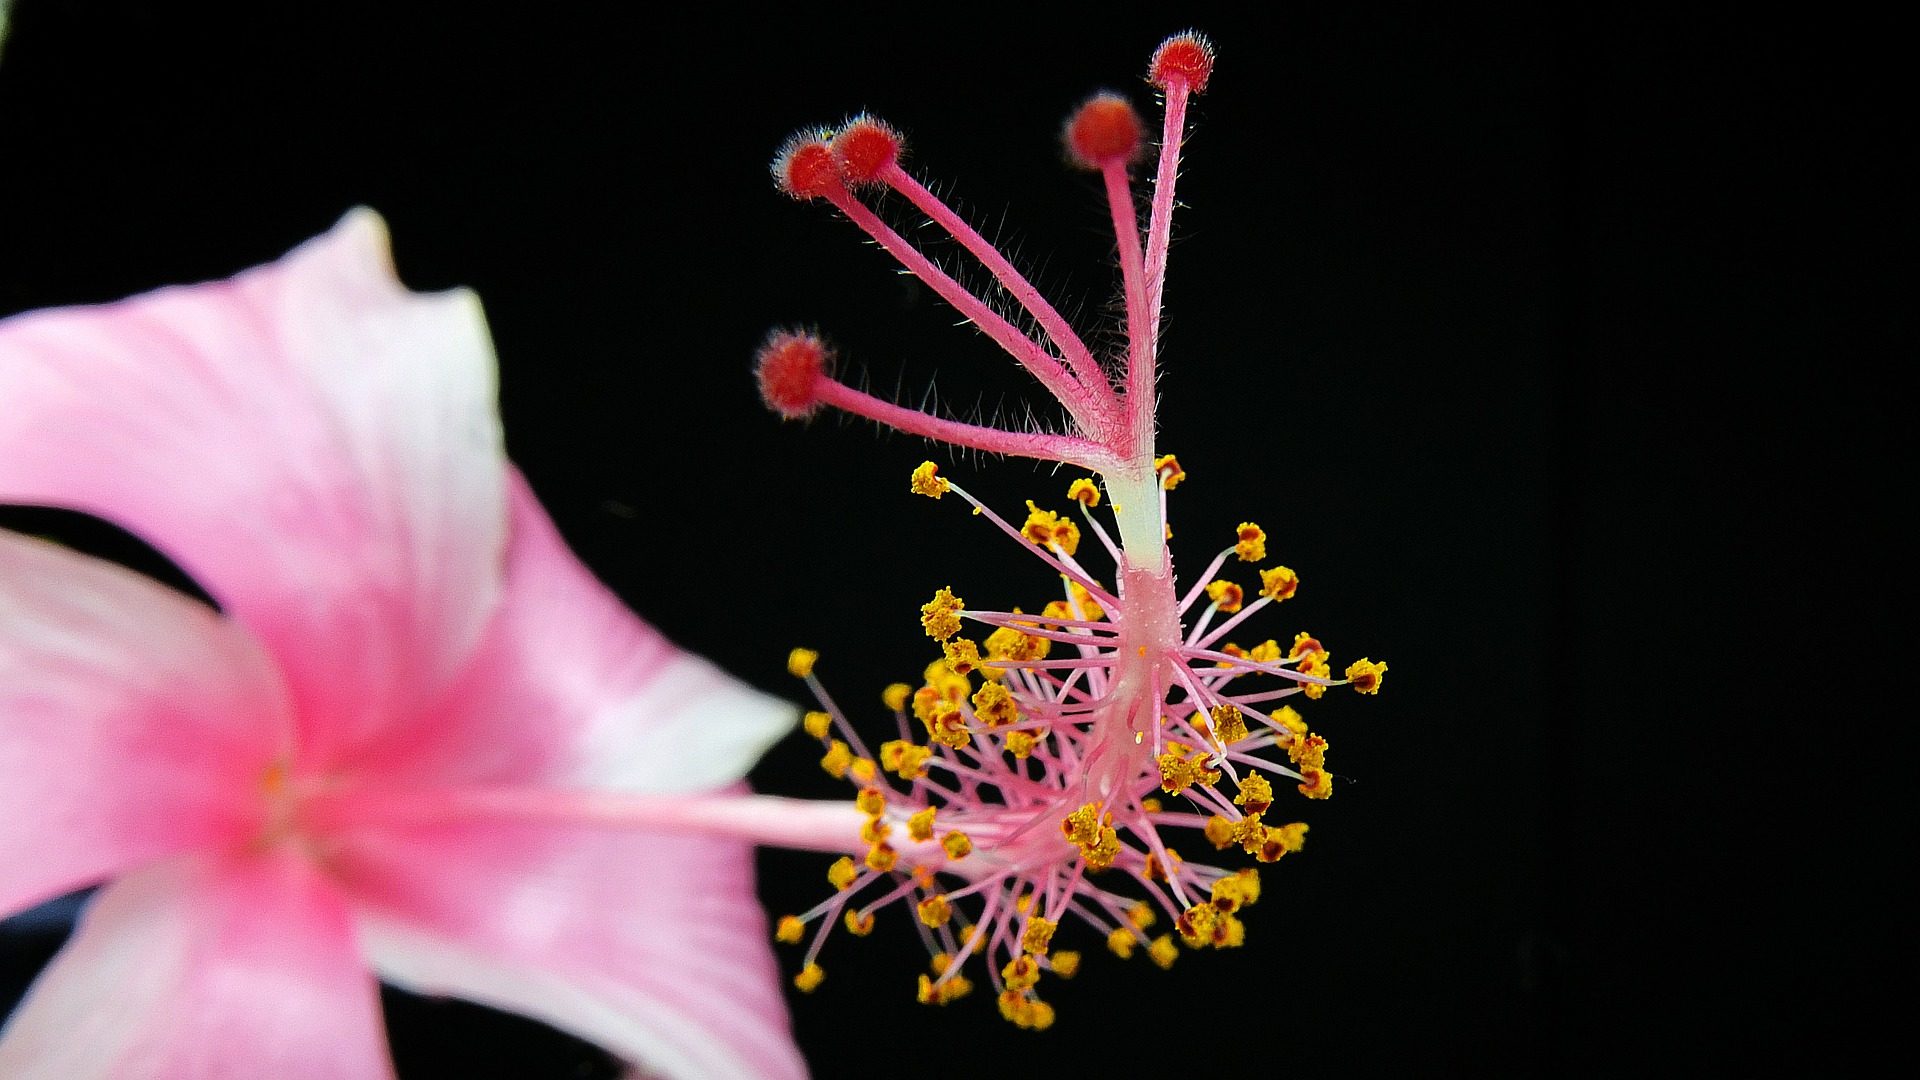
[0,3,1895,1076]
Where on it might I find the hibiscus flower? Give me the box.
[0,210,805,1079]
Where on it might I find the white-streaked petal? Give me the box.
[0,850,393,1079]
[357,471,795,793]
[0,209,506,767]
[342,816,803,1080]
[0,529,290,917]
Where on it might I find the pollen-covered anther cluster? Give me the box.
[770,446,1377,1022]
[758,32,1386,1026]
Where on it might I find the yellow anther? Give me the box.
[1232,812,1268,855]
[1204,814,1236,849]
[1050,951,1081,978]
[860,816,891,845]
[819,739,852,779]
[1217,913,1247,948]
[984,622,1050,663]
[786,647,819,678]
[1298,767,1333,800]
[1205,579,1245,613]
[879,739,932,780]
[1299,653,1331,700]
[1014,893,1033,915]
[907,806,938,842]
[1004,729,1040,759]
[1002,954,1041,992]
[1258,821,1310,862]
[1107,928,1137,959]
[866,842,898,872]
[1021,918,1057,956]
[1157,751,1193,794]
[917,972,972,1005]
[912,865,935,888]
[1020,501,1082,556]
[775,915,806,944]
[1346,657,1388,694]
[1249,639,1282,664]
[1141,848,1182,883]
[1234,771,1275,814]
[1259,565,1299,602]
[942,831,973,859]
[1234,522,1267,562]
[1148,934,1180,969]
[909,460,950,498]
[1176,903,1217,947]
[1274,704,1308,736]
[902,672,960,722]
[1090,826,1121,868]
[1290,632,1325,660]
[929,952,953,976]
[943,637,983,675]
[1154,453,1186,489]
[1067,580,1105,622]
[1210,703,1248,744]
[1126,902,1157,930]
[849,757,877,784]
[1288,732,1329,771]
[793,963,825,993]
[1140,797,1162,813]
[878,739,908,770]
[1209,876,1249,914]
[801,710,832,740]
[844,909,876,936]
[827,856,858,890]
[1025,999,1056,1031]
[919,587,965,641]
[924,701,970,749]
[917,894,952,928]
[1219,643,1248,665]
[882,682,913,712]
[971,680,1020,727]
[1057,799,1095,846]
[997,989,1032,1026]
[855,786,886,817]
[1157,748,1220,795]
[1067,477,1101,507]
[1234,867,1264,906]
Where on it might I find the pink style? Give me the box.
[751,34,1387,1024]
[0,211,805,1079]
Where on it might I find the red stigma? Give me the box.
[1065,93,1142,169]
[1150,32,1215,93]
[773,133,841,200]
[833,117,902,184]
[755,330,830,417]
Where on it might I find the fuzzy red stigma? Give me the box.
[755,330,831,417]
[773,133,841,200]
[1150,32,1215,93]
[1065,92,1143,169]
[833,117,902,184]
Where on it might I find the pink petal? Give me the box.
[353,471,795,791]
[0,530,290,917]
[0,849,393,1080]
[339,816,802,1080]
[0,209,507,767]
